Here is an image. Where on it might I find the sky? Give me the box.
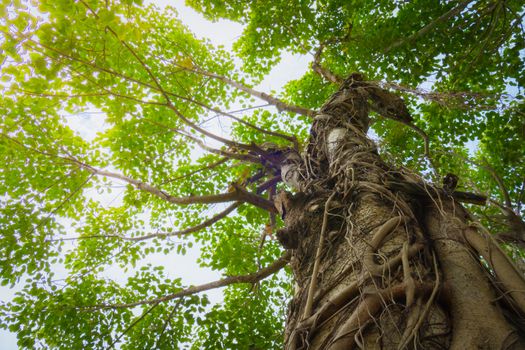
[0,1,310,348]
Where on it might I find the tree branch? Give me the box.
[84,251,291,310]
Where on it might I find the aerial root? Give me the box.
[464,225,525,316]
[303,193,337,319]
[397,250,441,349]
[292,240,426,349]
[326,281,435,350]
[402,242,416,307]
[363,215,409,276]
[398,297,425,350]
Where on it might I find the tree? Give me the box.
[1,0,524,348]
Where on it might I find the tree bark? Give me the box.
[277,74,525,349]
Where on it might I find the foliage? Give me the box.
[0,0,523,348]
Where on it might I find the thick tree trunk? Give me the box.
[277,75,525,349]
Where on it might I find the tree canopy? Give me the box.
[0,0,523,348]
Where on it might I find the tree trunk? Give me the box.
[276,74,525,349]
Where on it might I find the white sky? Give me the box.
[0,1,310,348]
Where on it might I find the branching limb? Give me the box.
[83,251,291,310]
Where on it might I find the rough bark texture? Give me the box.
[278,74,525,349]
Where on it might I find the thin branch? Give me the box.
[447,151,512,208]
[118,202,240,241]
[66,157,237,204]
[143,119,260,163]
[108,302,161,349]
[391,118,439,177]
[208,107,299,150]
[384,0,473,53]
[48,203,240,242]
[84,251,291,310]
[182,65,315,118]
[155,300,183,348]
[160,158,228,185]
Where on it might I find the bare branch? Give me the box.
[84,251,291,310]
